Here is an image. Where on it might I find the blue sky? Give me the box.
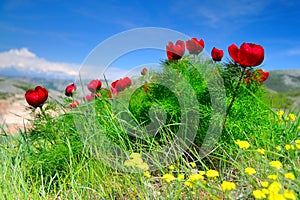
[0,0,300,79]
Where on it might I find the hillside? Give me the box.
[264,69,300,93]
[263,69,300,111]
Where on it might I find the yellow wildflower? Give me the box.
[144,171,151,178]
[269,160,282,170]
[162,173,175,183]
[285,144,295,150]
[189,162,196,168]
[130,152,141,159]
[136,162,149,171]
[245,167,256,175]
[268,193,286,200]
[189,173,204,182]
[286,113,296,121]
[177,174,185,181]
[124,160,134,166]
[253,190,266,199]
[184,180,193,188]
[235,140,250,150]
[221,181,236,192]
[262,189,269,194]
[168,165,175,170]
[276,146,282,150]
[198,171,206,176]
[295,140,300,149]
[284,189,296,200]
[256,148,265,154]
[124,153,149,171]
[268,181,281,194]
[206,170,219,178]
[277,110,284,118]
[260,181,269,187]
[133,157,144,165]
[267,174,278,180]
[284,172,295,180]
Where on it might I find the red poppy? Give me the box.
[70,100,79,108]
[186,38,204,55]
[123,77,132,87]
[88,79,102,93]
[111,77,132,92]
[25,86,48,108]
[244,78,251,83]
[141,67,148,75]
[228,44,240,64]
[84,93,94,101]
[166,40,185,60]
[211,47,224,61]
[65,83,76,97]
[253,69,269,82]
[228,42,264,67]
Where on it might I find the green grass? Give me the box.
[264,93,294,110]
[0,57,300,199]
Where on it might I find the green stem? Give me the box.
[39,106,48,120]
[39,106,56,144]
[225,68,246,118]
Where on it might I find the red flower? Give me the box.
[88,79,102,93]
[228,44,240,64]
[111,77,132,92]
[110,86,118,96]
[253,69,269,82]
[141,67,148,75]
[211,47,224,61]
[65,83,76,97]
[70,100,79,108]
[25,86,48,108]
[166,40,185,60]
[186,38,204,55]
[244,77,251,83]
[228,43,264,67]
[84,93,94,101]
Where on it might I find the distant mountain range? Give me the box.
[264,69,300,93]
[0,69,300,93]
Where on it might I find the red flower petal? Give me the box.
[228,44,240,64]
[239,43,264,67]
[211,47,224,61]
[25,86,48,108]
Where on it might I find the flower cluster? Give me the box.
[244,69,269,83]
[124,152,149,171]
[111,77,132,95]
[166,38,269,85]
[235,140,250,150]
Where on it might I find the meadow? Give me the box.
[0,39,299,200]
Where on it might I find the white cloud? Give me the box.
[0,48,79,77]
[0,48,129,80]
